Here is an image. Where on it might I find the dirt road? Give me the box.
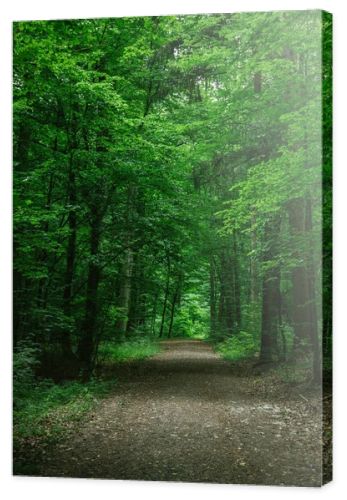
[40,340,323,486]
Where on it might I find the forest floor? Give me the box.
[31,339,328,486]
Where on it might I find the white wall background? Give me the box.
[1,1,345,499]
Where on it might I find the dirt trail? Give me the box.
[40,340,323,486]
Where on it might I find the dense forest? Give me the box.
[13,11,332,392]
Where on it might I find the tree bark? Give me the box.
[61,152,77,355]
[209,257,217,336]
[219,250,236,336]
[159,253,171,338]
[305,196,321,384]
[168,278,181,338]
[217,254,226,335]
[115,247,134,337]
[77,206,102,378]
[115,185,136,337]
[288,198,311,352]
[259,217,281,364]
[151,292,159,336]
[233,235,242,329]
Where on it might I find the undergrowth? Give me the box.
[13,338,160,474]
[214,333,321,387]
[215,331,257,361]
[13,379,113,446]
[97,337,160,365]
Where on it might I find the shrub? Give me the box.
[13,378,113,444]
[216,331,257,361]
[97,337,159,365]
[13,340,41,400]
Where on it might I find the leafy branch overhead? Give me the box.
[13,11,331,383]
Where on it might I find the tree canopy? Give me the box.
[13,11,332,383]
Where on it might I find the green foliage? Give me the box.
[13,378,113,445]
[13,11,331,395]
[216,332,258,361]
[12,13,332,479]
[97,338,160,364]
[174,312,209,339]
[13,340,41,389]
[13,337,159,470]
[174,298,209,339]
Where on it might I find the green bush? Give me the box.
[173,301,209,339]
[13,378,113,445]
[97,338,159,364]
[216,331,257,361]
[13,340,41,399]
[13,337,159,450]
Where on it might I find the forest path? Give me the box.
[41,340,322,486]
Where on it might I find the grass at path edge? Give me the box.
[13,338,160,475]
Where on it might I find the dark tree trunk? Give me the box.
[77,207,102,378]
[115,185,136,337]
[126,253,147,335]
[288,199,311,352]
[13,119,36,344]
[168,278,181,338]
[225,255,235,335]
[305,197,321,384]
[35,169,55,342]
[219,250,236,336]
[249,215,258,303]
[233,235,242,329]
[13,252,25,346]
[217,254,226,336]
[115,247,133,337]
[151,292,159,335]
[210,257,217,336]
[159,253,171,338]
[288,196,321,382]
[259,217,281,364]
[61,154,77,355]
[126,254,139,336]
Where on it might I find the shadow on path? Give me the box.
[39,340,323,486]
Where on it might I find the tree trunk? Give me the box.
[259,217,281,364]
[159,253,171,338]
[151,292,159,336]
[77,207,102,378]
[288,198,311,352]
[61,154,76,355]
[209,257,217,336]
[288,196,321,382]
[115,247,134,337]
[217,255,226,336]
[219,250,235,336]
[305,196,321,384]
[126,253,147,335]
[233,235,242,329]
[168,278,181,338]
[115,185,136,337]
